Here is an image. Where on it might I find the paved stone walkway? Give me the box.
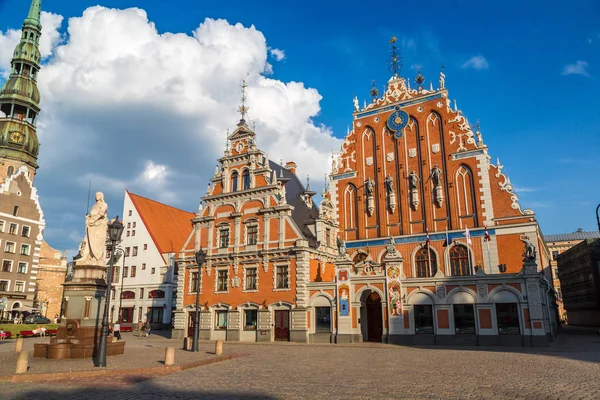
[2,333,600,399]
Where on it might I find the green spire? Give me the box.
[23,0,42,30]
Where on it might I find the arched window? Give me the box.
[121,291,135,299]
[344,184,358,230]
[450,245,471,276]
[231,171,239,192]
[455,165,478,226]
[148,289,165,299]
[242,169,251,190]
[7,166,14,176]
[415,247,437,278]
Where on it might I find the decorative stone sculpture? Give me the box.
[384,174,396,213]
[353,96,359,112]
[365,178,375,216]
[439,66,445,90]
[520,234,537,261]
[77,192,108,266]
[431,165,444,208]
[408,171,420,211]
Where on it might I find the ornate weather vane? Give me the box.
[238,80,249,122]
[388,37,402,77]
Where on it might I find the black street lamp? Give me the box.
[596,203,600,233]
[192,248,206,352]
[94,216,124,368]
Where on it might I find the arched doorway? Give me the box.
[361,291,383,342]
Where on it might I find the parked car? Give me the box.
[24,315,51,324]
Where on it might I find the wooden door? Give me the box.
[274,310,289,341]
[366,292,383,342]
[187,312,197,337]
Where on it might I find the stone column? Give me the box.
[522,260,548,346]
[257,309,272,342]
[383,251,404,344]
[334,256,354,343]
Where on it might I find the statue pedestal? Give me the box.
[34,262,126,359]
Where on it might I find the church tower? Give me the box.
[0,0,43,182]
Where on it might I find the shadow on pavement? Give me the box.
[7,380,276,400]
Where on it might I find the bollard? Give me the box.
[14,338,23,353]
[164,346,175,366]
[215,340,223,356]
[15,351,28,374]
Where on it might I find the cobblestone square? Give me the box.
[2,333,600,399]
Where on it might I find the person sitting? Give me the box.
[40,326,47,337]
[113,321,121,340]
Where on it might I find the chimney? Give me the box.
[285,161,297,175]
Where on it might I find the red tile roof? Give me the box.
[127,190,195,256]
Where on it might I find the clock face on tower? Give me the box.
[387,106,409,139]
[9,131,24,144]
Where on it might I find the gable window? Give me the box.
[8,223,17,235]
[151,267,156,274]
[276,266,289,289]
[190,271,200,293]
[0,280,8,291]
[245,267,257,290]
[142,263,146,270]
[0,221,4,233]
[17,262,27,274]
[415,247,437,278]
[144,244,148,250]
[132,230,136,236]
[215,310,227,329]
[133,222,136,228]
[13,206,18,217]
[21,226,30,237]
[126,231,130,237]
[217,270,228,292]
[219,227,230,248]
[131,265,137,277]
[242,169,251,190]
[247,225,258,245]
[231,171,239,192]
[127,222,131,229]
[4,242,16,254]
[450,245,472,276]
[125,247,130,257]
[128,210,132,216]
[14,281,25,293]
[2,260,12,272]
[20,244,30,256]
[132,246,138,256]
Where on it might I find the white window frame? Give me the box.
[273,263,290,291]
[17,261,28,274]
[189,269,201,294]
[20,243,30,256]
[243,307,258,330]
[215,268,229,293]
[2,259,13,273]
[0,280,10,292]
[0,220,5,233]
[242,265,259,293]
[21,225,30,238]
[243,219,260,246]
[214,309,228,330]
[4,242,15,254]
[14,280,25,293]
[8,222,18,235]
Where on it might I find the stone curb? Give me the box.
[0,353,244,383]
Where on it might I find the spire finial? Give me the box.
[24,0,42,29]
[306,174,311,191]
[387,37,402,77]
[370,80,379,100]
[237,80,249,122]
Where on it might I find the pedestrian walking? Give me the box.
[113,321,121,341]
[137,320,143,337]
[144,320,151,337]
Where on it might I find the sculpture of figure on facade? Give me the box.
[389,284,402,316]
[78,192,108,266]
[439,66,445,90]
[407,171,420,211]
[386,235,398,256]
[431,165,444,208]
[384,174,397,213]
[337,238,347,258]
[520,234,537,262]
[353,96,359,112]
[365,178,375,216]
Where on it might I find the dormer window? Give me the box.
[231,171,239,192]
[242,169,251,190]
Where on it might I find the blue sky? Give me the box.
[0,0,599,254]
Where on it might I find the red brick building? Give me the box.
[326,51,556,345]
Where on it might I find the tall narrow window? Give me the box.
[245,267,257,290]
[8,223,17,235]
[455,165,478,227]
[247,225,258,245]
[131,265,137,277]
[231,171,239,192]
[13,206,18,216]
[242,169,251,190]
[123,266,129,278]
[276,266,289,289]
[190,271,200,292]
[415,247,437,278]
[219,227,230,248]
[449,245,471,276]
[21,226,30,237]
[132,246,138,256]
[217,270,228,292]
[2,260,12,272]
[344,185,358,230]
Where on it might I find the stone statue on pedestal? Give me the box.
[78,192,108,266]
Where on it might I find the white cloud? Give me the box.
[0,6,341,250]
[562,60,590,77]
[461,55,489,70]
[269,48,285,61]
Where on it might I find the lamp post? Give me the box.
[596,203,600,233]
[192,248,206,352]
[94,216,124,368]
[112,248,127,323]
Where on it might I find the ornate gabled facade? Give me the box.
[327,42,557,346]
[173,90,339,342]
